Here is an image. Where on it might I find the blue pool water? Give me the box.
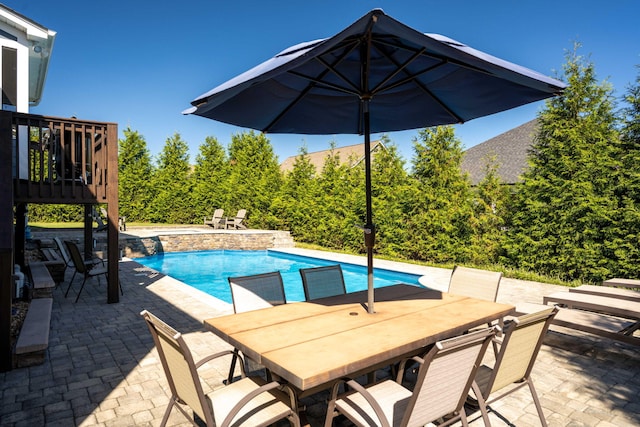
[136,250,422,304]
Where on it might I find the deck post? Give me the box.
[106,123,119,303]
[0,111,14,371]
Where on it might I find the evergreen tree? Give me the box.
[504,45,620,282]
[407,126,474,263]
[611,66,640,276]
[469,156,511,265]
[149,133,193,223]
[225,131,283,229]
[118,128,154,222]
[313,142,359,250]
[191,136,229,221]
[273,145,319,241]
[369,136,410,258]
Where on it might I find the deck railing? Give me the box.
[8,112,118,204]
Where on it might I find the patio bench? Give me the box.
[15,297,53,367]
[28,261,56,298]
[517,301,640,346]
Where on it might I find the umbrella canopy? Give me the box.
[184,8,565,313]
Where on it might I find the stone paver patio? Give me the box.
[1,243,639,426]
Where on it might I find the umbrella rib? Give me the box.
[370,40,465,123]
[287,67,360,97]
[264,39,362,131]
[369,46,427,95]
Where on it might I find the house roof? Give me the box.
[461,119,538,185]
[280,140,385,173]
[0,4,56,106]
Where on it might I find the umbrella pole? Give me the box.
[363,101,375,314]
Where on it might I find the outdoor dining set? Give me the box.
[140,265,562,427]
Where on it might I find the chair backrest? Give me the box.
[228,271,286,313]
[299,264,346,300]
[235,209,246,220]
[448,266,502,302]
[54,237,72,266]
[212,208,224,220]
[64,241,88,274]
[403,327,497,426]
[140,310,214,425]
[485,306,558,395]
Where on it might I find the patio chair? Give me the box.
[448,266,502,302]
[470,306,559,427]
[226,209,247,230]
[140,310,300,427]
[229,271,287,313]
[64,240,109,303]
[324,326,498,427]
[93,206,107,232]
[54,237,103,286]
[449,266,503,354]
[299,264,346,301]
[204,208,226,229]
[228,271,286,381]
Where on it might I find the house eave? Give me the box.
[0,4,56,106]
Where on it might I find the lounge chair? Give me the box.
[569,284,640,302]
[299,264,346,301]
[228,271,286,381]
[226,209,247,230]
[471,306,559,427]
[140,310,300,427]
[204,208,225,229]
[324,327,498,427]
[64,240,109,303]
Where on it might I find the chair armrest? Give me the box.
[219,380,286,427]
[195,349,239,369]
[396,355,424,382]
[340,379,392,427]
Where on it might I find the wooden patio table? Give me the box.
[203,284,514,395]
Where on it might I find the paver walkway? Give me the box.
[1,248,639,426]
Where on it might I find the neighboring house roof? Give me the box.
[461,119,538,185]
[0,4,56,106]
[280,140,385,173]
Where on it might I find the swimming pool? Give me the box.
[136,250,422,304]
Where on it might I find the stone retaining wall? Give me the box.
[32,228,295,259]
[121,230,294,258]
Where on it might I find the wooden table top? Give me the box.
[204,284,514,392]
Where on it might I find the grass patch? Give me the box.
[294,242,576,287]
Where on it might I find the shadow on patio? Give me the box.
[1,256,639,426]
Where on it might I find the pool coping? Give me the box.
[127,247,454,312]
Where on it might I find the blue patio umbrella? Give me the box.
[184,9,565,313]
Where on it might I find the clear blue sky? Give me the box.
[8,0,640,165]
